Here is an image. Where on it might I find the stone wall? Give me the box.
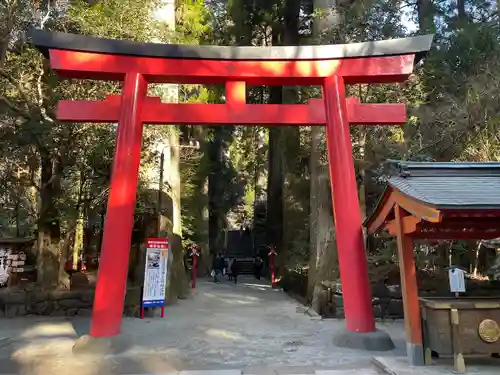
[280,270,405,319]
[0,287,141,318]
[321,283,404,319]
[282,268,500,320]
[320,277,500,319]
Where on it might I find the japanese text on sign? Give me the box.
[142,238,169,308]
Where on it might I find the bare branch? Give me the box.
[40,1,52,29]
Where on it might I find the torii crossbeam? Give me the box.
[30,29,433,350]
[57,95,406,125]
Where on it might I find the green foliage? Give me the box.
[67,0,161,40]
[0,0,178,283]
[2,0,500,288]
[176,0,212,43]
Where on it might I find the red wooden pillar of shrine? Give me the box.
[323,75,375,333]
[91,73,147,337]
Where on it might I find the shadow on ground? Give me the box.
[0,277,412,374]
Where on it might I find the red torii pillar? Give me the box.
[30,29,433,351]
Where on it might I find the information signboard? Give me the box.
[0,247,27,287]
[142,238,169,309]
[449,267,466,293]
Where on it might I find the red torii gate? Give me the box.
[30,30,433,350]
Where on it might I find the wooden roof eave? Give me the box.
[365,186,396,234]
[365,186,443,235]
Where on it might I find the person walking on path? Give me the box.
[212,253,224,283]
[253,256,263,280]
[230,259,240,284]
[227,258,234,281]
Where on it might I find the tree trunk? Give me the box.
[310,171,338,312]
[266,28,284,257]
[307,127,339,311]
[167,128,189,301]
[281,0,302,269]
[199,177,210,274]
[208,128,225,254]
[37,154,62,289]
[416,0,435,33]
[15,200,21,237]
[266,106,284,255]
[307,0,346,308]
[72,171,86,270]
[456,0,467,23]
[151,0,189,302]
[308,125,322,299]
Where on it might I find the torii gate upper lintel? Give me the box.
[29,29,433,349]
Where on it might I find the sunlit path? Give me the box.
[0,276,407,374]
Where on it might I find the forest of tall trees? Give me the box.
[1,0,500,308]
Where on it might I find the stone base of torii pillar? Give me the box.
[73,334,133,355]
[333,329,395,352]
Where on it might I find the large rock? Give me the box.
[4,292,26,304]
[378,297,391,318]
[0,292,5,312]
[57,298,90,309]
[70,272,89,290]
[5,305,16,318]
[17,304,26,316]
[50,309,66,317]
[0,286,143,317]
[372,283,391,299]
[335,306,345,319]
[387,284,402,299]
[333,294,343,308]
[124,287,141,306]
[387,299,403,317]
[372,304,382,318]
[77,308,92,316]
[50,290,84,300]
[80,290,94,303]
[28,291,49,303]
[31,300,54,315]
[65,308,78,316]
[3,291,27,318]
[124,287,141,316]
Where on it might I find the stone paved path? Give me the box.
[0,276,406,375]
[374,356,500,375]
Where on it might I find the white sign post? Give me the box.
[141,238,169,318]
[448,267,466,297]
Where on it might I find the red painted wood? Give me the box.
[89,72,147,337]
[49,49,415,85]
[269,251,276,287]
[309,97,407,125]
[323,75,375,333]
[56,96,406,125]
[226,81,246,107]
[192,254,197,289]
[394,206,423,350]
[47,40,419,339]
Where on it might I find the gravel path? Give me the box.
[0,276,406,374]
